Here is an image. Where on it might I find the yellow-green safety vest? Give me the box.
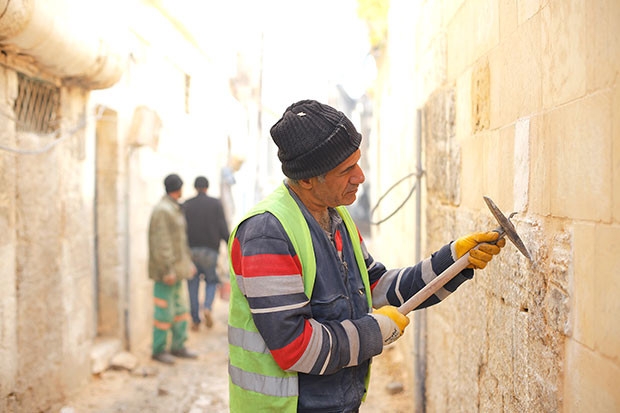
[227,183,372,412]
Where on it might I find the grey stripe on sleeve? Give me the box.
[342,319,360,367]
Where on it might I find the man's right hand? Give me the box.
[454,231,505,269]
[163,273,177,285]
[370,305,410,345]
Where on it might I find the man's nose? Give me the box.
[351,165,365,184]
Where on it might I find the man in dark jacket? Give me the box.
[183,176,230,330]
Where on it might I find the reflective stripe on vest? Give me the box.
[228,325,269,354]
[227,183,372,412]
[229,365,298,397]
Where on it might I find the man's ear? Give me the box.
[297,177,314,190]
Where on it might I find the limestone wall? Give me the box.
[370,0,620,411]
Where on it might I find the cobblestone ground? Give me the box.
[59,296,414,413]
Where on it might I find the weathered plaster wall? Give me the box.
[371,0,620,411]
[0,2,237,411]
[0,65,19,411]
[9,81,94,412]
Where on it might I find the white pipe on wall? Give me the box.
[0,0,127,89]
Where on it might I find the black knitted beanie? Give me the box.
[270,99,362,180]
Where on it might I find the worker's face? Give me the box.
[310,149,365,207]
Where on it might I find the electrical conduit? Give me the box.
[0,0,126,89]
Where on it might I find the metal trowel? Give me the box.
[398,196,532,315]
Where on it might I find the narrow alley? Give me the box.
[3,1,618,411]
[56,295,414,413]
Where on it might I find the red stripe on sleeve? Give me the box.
[231,238,242,275]
[370,279,379,292]
[242,253,302,277]
[270,319,313,370]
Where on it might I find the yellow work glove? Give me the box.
[370,305,410,345]
[454,231,506,269]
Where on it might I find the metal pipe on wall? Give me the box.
[413,108,427,413]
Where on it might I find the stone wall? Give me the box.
[370,0,620,411]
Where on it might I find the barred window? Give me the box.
[14,72,60,134]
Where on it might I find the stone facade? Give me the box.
[370,0,620,411]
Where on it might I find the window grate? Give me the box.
[14,73,60,134]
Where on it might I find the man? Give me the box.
[183,176,230,330]
[148,173,198,365]
[227,100,505,412]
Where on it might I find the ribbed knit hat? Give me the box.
[270,99,362,180]
[164,173,183,193]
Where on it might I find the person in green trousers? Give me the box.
[148,173,198,365]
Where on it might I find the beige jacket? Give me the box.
[148,195,194,282]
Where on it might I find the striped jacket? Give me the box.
[230,184,472,411]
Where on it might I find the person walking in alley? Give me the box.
[227,99,506,412]
[183,176,230,331]
[148,173,198,365]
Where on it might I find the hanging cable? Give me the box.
[369,169,424,226]
[0,106,106,155]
